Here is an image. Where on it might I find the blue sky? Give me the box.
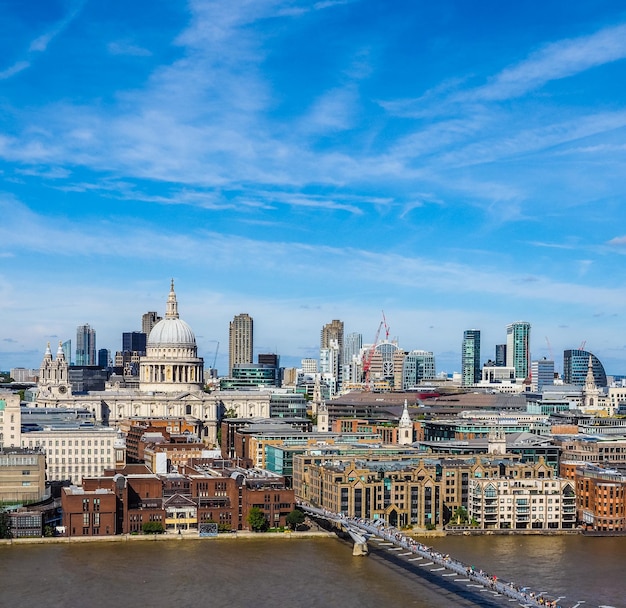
[2,0,626,376]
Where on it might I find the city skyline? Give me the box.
[2,2,626,374]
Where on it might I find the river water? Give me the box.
[0,535,623,608]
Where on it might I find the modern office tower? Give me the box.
[98,349,110,368]
[506,321,531,380]
[402,350,436,389]
[258,353,279,367]
[495,344,506,367]
[343,332,362,364]
[229,313,253,376]
[62,340,72,365]
[222,364,278,389]
[122,331,147,355]
[320,343,340,394]
[341,332,363,386]
[258,353,280,386]
[530,358,554,392]
[563,349,608,387]
[142,311,162,336]
[76,324,96,366]
[320,320,343,390]
[461,329,481,387]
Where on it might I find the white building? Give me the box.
[469,474,576,530]
[22,427,121,484]
[301,358,318,374]
[1,391,122,484]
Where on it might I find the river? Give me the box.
[0,535,623,608]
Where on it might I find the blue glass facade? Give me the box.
[563,350,607,387]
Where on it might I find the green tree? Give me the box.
[451,506,468,525]
[142,521,165,534]
[285,509,305,531]
[0,510,12,539]
[247,507,267,532]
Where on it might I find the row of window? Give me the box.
[39,439,112,447]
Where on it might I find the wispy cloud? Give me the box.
[527,241,578,250]
[468,22,626,101]
[0,1,86,81]
[107,40,152,57]
[302,87,359,133]
[2,197,624,313]
[0,61,30,80]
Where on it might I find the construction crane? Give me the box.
[213,341,220,369]
[362,320,383,388]
[362,311,389,389]
[381,310,390,342]
[545,336,553,361]
[579,340,586,351]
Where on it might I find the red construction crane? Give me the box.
[362,311,390,389]
[363,320,383,388]
[381,310,390,342]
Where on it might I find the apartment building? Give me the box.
[468,475,576,530]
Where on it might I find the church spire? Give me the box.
[585,355,596,390]
[165,279,179,319]
[399,399,412,426]
[56,341,65,360]
[398,399,413,445]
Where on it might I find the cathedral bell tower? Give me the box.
[38,342,72,399]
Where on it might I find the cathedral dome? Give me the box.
[148,317,196,347]
[140,281,203,393]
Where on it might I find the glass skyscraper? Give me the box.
[506,321,530,380]
[76,323,96,366]
[462,329,481,386]
[563,349,607,387]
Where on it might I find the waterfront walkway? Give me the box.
[301,505,565,608]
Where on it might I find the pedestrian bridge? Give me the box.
[300,504,568,608]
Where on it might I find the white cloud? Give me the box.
[0,61,30,80]
[107,41,152,57]
[469,22,626,101]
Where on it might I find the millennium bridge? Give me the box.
[301,504,574,608]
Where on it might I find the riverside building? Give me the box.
[295,452,568,529]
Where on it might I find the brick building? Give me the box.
[561,461,626,531]
[62,459,295,535]
[61,485,117,536]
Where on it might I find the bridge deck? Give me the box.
[302,505,564,608]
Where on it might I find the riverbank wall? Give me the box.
[0,529,335,546]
